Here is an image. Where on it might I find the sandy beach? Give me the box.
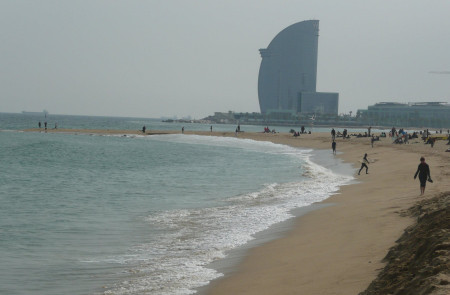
[25,128,450,294]
[200,131,450,295]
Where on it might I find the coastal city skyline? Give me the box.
[1,0,450,119]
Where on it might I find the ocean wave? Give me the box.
[101,146,353,295]
[148,134,313,158]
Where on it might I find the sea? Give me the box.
[0,112,356,295]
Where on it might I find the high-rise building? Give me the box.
[258,20,338,115]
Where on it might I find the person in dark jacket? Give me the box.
[414,157,431,196]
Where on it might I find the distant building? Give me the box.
[258,20,338,116]
[357,102,450,128]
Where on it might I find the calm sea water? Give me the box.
[0,113,353,295]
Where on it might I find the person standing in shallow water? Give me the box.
[414,157,431,196]
[358,153,369,175]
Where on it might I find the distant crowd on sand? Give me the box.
[389,127,450,146]
[327,126,443,196]
[329,128,372,176]
[290,126,312,136]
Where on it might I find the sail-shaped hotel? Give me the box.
[258,20,338,115]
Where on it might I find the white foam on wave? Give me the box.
[148,134,313,157]
[101,136,353,295]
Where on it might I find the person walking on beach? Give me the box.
[431,138,436,148]
[358,153,369,175]
[182,127,184,134]
[332,140,336,155]
[414,157,432,196]
[38,121,41,128]
[142,126,146,133]
[331,128,336,140]
[210,125,212,132]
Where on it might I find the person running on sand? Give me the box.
[414,157,431,196]
[358,153,369,175]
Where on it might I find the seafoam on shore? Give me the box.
[101,135,353,295]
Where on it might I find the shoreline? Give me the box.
[21,128,450,294]
[196,202,335,295]
[197,131,449,294]
[196,147,355,295]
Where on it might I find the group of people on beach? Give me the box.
[38,121,57,131]
[291,127,311,137]
[263,126,276,133]
[331,128,371,174]
[332,128,349,139]
[330,127,433,195]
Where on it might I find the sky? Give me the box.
[1,0,450,119]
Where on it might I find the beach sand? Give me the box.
[25,128,450,294]
[201,131,450,295]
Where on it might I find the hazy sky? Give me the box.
[1,0,449,119]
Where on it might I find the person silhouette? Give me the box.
[414,157,431,195]
[358,153,369,175]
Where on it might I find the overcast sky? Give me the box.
[1,0,449,119]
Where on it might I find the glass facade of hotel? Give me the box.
[258,20,338,115]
